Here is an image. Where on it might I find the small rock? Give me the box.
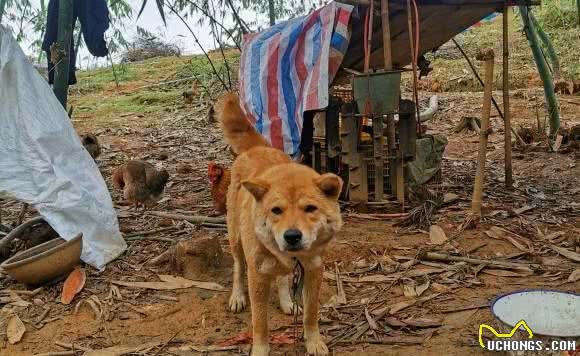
[33,298,43,306]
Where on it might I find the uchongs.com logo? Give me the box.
[478,320,577,352]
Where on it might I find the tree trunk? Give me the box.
[519,6,560,137]
[53,0,74,109]
[268,0,276,26]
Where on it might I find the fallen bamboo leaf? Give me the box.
[402,280,417,298]
[389,299,417,315]
[548,244,580,263]
[383,316,408,327]
[62,267,86,305]
[485,227,531,252]
[481,268,533,277]
[403,317,443,328]
[364,308,378,330]
[7,315,26,344]
[335,263,347,304]
[429,225,447,245]
[415,280,430,297]
[83,341,163,356]
[112,275,226,291]
[568,269,580,283]
[513,205,534,215]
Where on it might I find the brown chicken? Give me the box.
[208,162,231,216]
[81,134,101,159]
[112,160,169,210]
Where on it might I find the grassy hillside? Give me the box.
[69,3,577,127]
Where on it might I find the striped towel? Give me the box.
[239,2,354,157]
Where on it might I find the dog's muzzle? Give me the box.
[283,228,303,251]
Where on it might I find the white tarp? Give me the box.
[0,25,126,269]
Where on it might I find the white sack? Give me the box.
[0,25,126,269]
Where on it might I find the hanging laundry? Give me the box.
[41,0,110,85]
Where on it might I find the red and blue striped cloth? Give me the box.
[239,2,354,156]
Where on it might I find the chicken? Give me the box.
[81,134,101,159]
[208,162,231,216]
[112,160,169,210]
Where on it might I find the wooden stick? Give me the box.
[503,5,513,189]
[471,49,495,216]
[451,38,526,146]
[147,211,225,224]
[419,251,535,272]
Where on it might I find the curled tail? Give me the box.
[216,92,270,155]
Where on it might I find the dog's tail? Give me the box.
[216,92,270,155]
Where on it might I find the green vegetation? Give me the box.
[423,2,579,92]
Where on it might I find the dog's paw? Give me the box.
[305,336,329,356]
[229,292,247,313]
[250,343,270,356]
[279,299,301,315]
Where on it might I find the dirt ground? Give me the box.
[0,84,579,356]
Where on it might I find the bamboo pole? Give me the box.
[471,49,495,216]
[502,5,513,189]
[53,0,74,109]
[519,6,560,137]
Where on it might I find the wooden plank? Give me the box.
[341,105,368,204]
[326,97,341,173]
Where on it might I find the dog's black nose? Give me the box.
[283,229,303,246]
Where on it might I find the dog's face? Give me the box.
[242,164,343,254]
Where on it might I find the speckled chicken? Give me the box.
[112,160,169,210]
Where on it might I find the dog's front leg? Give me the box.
[248,267,271,356]
[303,265,328,356]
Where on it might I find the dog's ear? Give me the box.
[315,173,343,199]
[242,179,270,201]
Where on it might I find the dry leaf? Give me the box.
[403,317,442,328]
[112,275,226,291]
[429,225,447,245]
[7,315,26,344]
[402,280,417,298]
[485,227,531,252]
[62,267,86,305]
[481,269,533,277]
[548,244,580,263]
[431,283,449,293]
[568,269,580,282]
[364,308,379,330]
[389,299,417,314]
[443,193,459,204]
[415,280,430,297]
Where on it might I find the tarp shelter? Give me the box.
[0,25,126,270]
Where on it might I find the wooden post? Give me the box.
[53,0,74,109]
[502,5,513,189]
[372,0,393,202]
[341,104,368,206]
[471,49,495,216]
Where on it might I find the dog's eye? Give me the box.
[271,207,283,215]
[305,205,318,213]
